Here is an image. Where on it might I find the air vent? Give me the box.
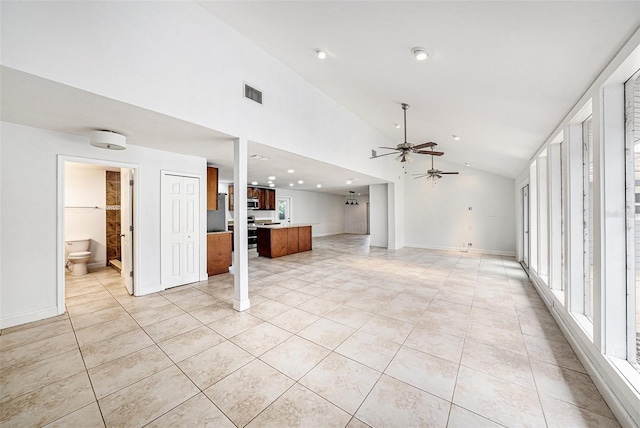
[244,84,263,104]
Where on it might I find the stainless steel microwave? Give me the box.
[248,199,259,210]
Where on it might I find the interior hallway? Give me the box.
[0,235,620,427]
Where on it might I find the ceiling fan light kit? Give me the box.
[345,191,359,205]
[411,47,429,61]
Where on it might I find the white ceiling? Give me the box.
[199,1,640,178]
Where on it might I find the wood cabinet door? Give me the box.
[228,185,234,211]
[207,167,218,210]
[265,189,276,210]
[287,227,299,254]
[257,188,266,209]
[272,229,288,258]
[298,226,312,252]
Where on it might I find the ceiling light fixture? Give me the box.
[289,183,294,187]
[452,135,461,141]
[250,154,270,160]
[251,181,258,185]
[411,47,429,61]
[268,176,276,180]
[316,184,322,188]
[345,191,359,206]
[90,130,126,150]
[394,124,400,129]
[465,163,471,167]
[298,180,304,184]
[269,183,275,188]
[316,49,327,59]
[287,169,295,173]
[345,179,353,185]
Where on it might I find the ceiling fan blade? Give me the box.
[413,142,437,149]
[413,174,428,179]
[415,150,444,156]
[441,172,459,174]
[378,146,400,151]
[370,152,398,159]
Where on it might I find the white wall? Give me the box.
[0,122,207,328]
[404,159,516,256]
[275,188,345,237]
[64,165,107,268]
[369,184,389,247]
[345,195,369,234]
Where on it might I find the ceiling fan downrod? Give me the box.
[402,103,409,145]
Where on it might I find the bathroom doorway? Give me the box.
[58,156,138,309]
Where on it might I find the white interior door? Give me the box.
[161,174,200,288]
[120,168,134,294]
[523,184,530,267]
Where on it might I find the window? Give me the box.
[583,116,594,321]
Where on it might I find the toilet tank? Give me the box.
[65,239,90,255]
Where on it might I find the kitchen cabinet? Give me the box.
[227,185,276,211]
[257,225,312,258]
[207,167,218,210]
[207,232,232,275]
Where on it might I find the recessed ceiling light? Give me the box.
[268,176,276,180]
[250,154,270,160]
[268,180,273,184]
[251,181,258,185]
[465,163,471,167]
[287,169,295,173]
[269,183,275,188]
[316,184,322,188]
[411,47,429,61]
[394,123,400,129]
[289,183,294,187]
[298,180,304,184]
[316,49,327,59]
[345,180,353,185]
[452,135,461,141]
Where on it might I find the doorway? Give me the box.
[58,157,138,312]
[277,196,292,224]
[522,184,530,267]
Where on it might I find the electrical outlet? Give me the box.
[468,243,472,247]
[468,207,473,210]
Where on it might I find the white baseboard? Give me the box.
[405,242,516,257]
[0,306,60,329]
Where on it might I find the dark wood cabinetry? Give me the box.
[227,185,276,211]
[207,232,232,275]
[206,167,218,211]
[257,226,312,258]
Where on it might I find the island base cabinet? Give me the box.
[257,226,312,258]
[207,233,232,275]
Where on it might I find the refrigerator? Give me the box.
[207,193,228,232]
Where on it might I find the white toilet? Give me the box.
[65,239,92,276]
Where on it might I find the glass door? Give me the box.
[277,197,292,224]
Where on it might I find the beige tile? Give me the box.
[88,345,173,398]
[539,393,621,428]
[157,325,225,363]
[230,323,292,356]
[66,296,120,317]
[205,359,294,427]
[453,366,545,427]
[130,302,186,327]
[272,290,315,306]
[296,297,340,316]
[524,334,586,373]
[385,346,458,401]
[418,311,469,338]
[246,384,351,428]
[43,402,104,428]
[0,332,77,371]
[298,318,355,350]
[99,365,199,427]
[466,321,527,356]
[146,393,234,428]
[324,306,374,329]
[300,352,380,414]
[209,312,264,338]
[346,417,371,428]
[254,285,291,299]
[119,294,170,314]
[356,374,450,427]
[65,289,112,307]
[0,314,69,335]
[335,331,400,372]
[446,405,502,428]
[461,339,536,389]
[260,335,330,380]
[0,319,73,351]
[268,308,320,334]
[75,315,140,347]
[247,300,292,320]
[173,293,220,312]
[190,303,236,324]
[0,372,95,427]
[404,325,464,364]
[359,314,414,344]
[143,313,202,342]
[530,359,614,419]
[1,349,86,403]
[70,306,128,330]
[81,329,154,369]
[178,340,254,389]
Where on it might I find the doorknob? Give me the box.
[120,234,125,237]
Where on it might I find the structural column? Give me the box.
[233,137,250,311]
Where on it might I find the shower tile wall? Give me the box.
[106,171,121,262]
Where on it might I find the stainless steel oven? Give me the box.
[247,215,257,248]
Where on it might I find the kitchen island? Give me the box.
[256,224,312,258]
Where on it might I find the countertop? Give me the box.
[255,223,315,229]
[207,230,232,235]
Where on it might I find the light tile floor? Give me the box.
[0,234,621,427]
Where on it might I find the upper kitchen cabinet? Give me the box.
[227,184,275,211]
[207,167,218,211]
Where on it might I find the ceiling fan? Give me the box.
[412,148,459,180]
[370,103,444,163]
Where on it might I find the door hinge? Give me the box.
[130,271,133,277]
[130,179,134,186]
[129,225,133,232]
